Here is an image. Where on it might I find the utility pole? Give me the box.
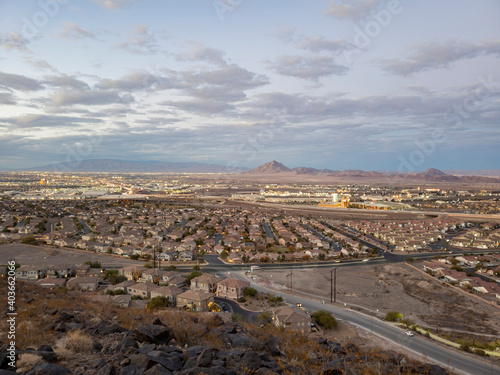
[334,268,337,303]
[330,269,333,303]
[330,268,337,303]
[287,271,293,292]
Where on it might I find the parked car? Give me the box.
[405,331,414,337]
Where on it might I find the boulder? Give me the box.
[143,364,174,375]
[135,326,173,345]
[25,363,71,375]
[146,351,183,372]
[115,338,139,353]
[195,348,213,368]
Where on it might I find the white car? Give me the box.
[405,331,414,337]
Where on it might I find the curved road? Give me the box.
[231,270,500,375]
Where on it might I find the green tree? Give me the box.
[185,271,202,286]
[220,250,228,259]
[257,311,272,323]
[385,311,402,322]
[244,287,258,297]
[311,310,338,329]
[193,264,201,271]
[104,270,127,285]
[147,296,171,310]
[21,235,39,245]
[84,260,101,268]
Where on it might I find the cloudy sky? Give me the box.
[0,0,499,171]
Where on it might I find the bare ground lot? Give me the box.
[254,262,500,341]
[0,243,142,268]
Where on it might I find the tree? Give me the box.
[220,250,228,259]
[21,235,39,245]
[311,310,338,329]
[185,271,202,286]
[84,260,101,268]
[244,287,258,297]
[130,254,140,260]
[193,264,201,271]
[257,311,272,323]
[104,270,127,285]
[385,311,402,322]
[147,296,171,310]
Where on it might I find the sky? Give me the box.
[0,0,499,172]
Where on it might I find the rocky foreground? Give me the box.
[0,280,450,375]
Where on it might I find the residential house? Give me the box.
[67,275,100,292]
[190,274,223,293]
[272,306,311,334]
[157,251,177,262]
[36,277,66,289]
[167,275,186,288]
[106,279,136,293]
[176,290,214,312]
[216,278,250,300]
[46,264,75,278]
[16,265,47,280]
[139,269,171,284]
[119,266,145,281]
[126,282,157,299]
[150,285,183,306]
[178,251,193,261]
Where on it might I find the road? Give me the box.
[228,270,500,375]
[214,297,258,322]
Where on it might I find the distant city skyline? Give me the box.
[0,0,499,171]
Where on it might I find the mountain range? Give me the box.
[4,159,500,183]
[17,159,242,173]
[242,161,500,183]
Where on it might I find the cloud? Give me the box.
[43,74,91,91]
[0,32,31,52]
[379,39,500,76]
[116,25,160,55]
[294,36,349,54]
[50,90,129,107]
[60,21,97,40]
[267,55,348,81]
[159,64,269,115]
[13,114,103,128]
[93,0,142,10]
[0,72,44,91]
[325,0,389,20]
[176,43,227,66]
[97,70,184,91]
[0,92,15,105]
[26,59,58,73]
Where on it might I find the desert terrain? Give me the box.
[253,262,500,343]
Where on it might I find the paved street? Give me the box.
[231,271,500,375]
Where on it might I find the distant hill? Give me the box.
[445,169,500,178]
[243,160,291,174]
[241,161,500,183]
[22,159,246,173]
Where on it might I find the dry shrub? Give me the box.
[55,329,93,358]
[16,353,43,373]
